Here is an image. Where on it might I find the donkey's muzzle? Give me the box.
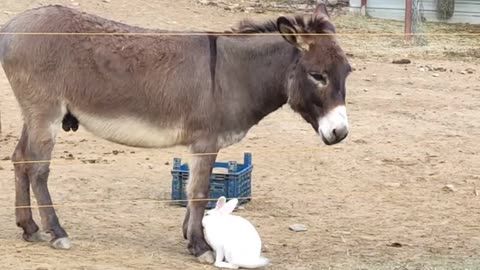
[318,105,349,145]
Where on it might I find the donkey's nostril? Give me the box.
[333,125,349,142]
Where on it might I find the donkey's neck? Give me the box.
[216,36,296,132]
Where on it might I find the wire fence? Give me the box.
[0,32,479,36]
[0,26,478,212]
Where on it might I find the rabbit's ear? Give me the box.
[220,198,238,215]
[215,196,227,210]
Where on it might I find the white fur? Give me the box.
[51,237,71,249]
[70,110,184,148]
[217,131,247,148]
[25,231,49,242]
[47,103,67,143]
[318,105,349,144]
[202,197,269,269]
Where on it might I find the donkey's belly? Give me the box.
[70,110,185,148]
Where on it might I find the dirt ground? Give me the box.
[0,1,479,269]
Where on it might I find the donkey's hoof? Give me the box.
[197,250,214,264]
[51,237,72,250]
[23,231,49,242]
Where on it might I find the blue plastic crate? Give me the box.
[171,152,253,208]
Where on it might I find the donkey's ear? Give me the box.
[313,2,330,20]
[277,17,310,51]
[215,196,226,210]
[220,198,238,215]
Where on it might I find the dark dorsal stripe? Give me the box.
[207,34,218,93]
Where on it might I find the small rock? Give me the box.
[434,67,447,72]
[466,68,475,74]
[419,68,426,72]
[112,150,119,155]
[396,93,402,96]
[102,0,111,2]
[460,71,467,75]
[392,59,411,64]
[432,73,439,77]
[130,151,135,154]
[200,0,217,6]
[289,224,307,232]
[363,88,368,92]
[164,161,170,166]
[442,184,457,192]
[36,267,49,270]
[364,78,372,82]
[474,189,478,196]
[384,183,401,188]
[148,165,154,169]
[387,242,402,248]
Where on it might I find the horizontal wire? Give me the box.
[6,196,261,210]
[6,151,222,165]
[0,146,325,165]
[0,148,321,211]
[0,32,478,37]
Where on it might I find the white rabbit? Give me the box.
[202,196,269,269]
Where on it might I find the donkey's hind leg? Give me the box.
[12,125,47,242]
[23,106,71,249]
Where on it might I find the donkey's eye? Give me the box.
[308,72,328,86]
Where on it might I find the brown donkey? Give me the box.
[0,3,351,263]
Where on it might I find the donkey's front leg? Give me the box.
[184,148,217,264]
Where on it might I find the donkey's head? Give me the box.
[278,4,351,145]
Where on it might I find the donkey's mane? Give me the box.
[232,14,336,34]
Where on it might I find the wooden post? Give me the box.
[405,0,413,41]
[360,0,367,16]
[361,0,367,16]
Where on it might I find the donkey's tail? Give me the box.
[0,24,6,62]
[0,23,10,64]
[0,24,5,133]
[0,18,15,64]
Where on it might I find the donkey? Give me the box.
[0,3,351,263]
